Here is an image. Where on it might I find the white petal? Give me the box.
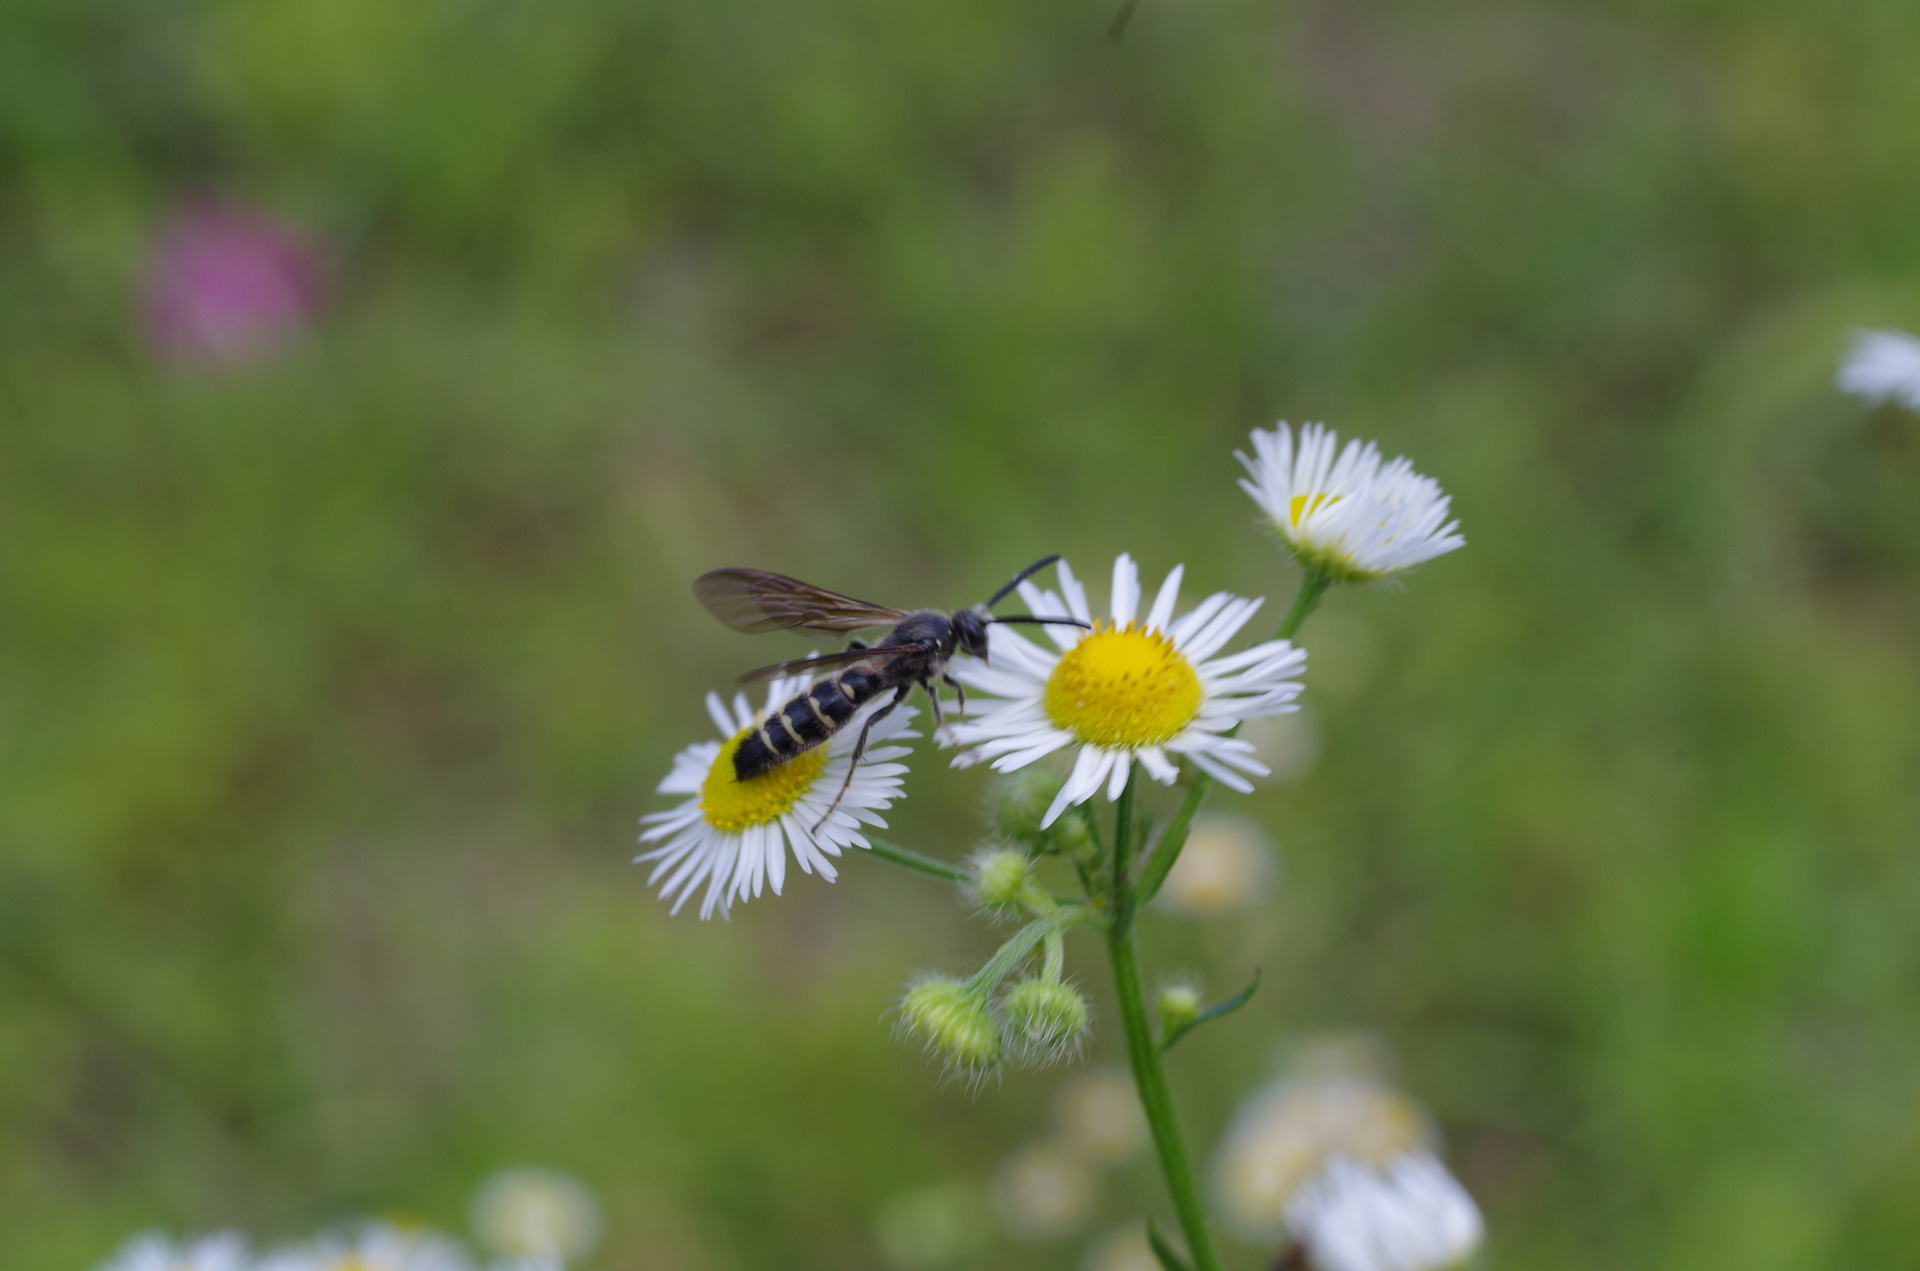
[1056,558,1094,627]
[1110,553,1140,625]
[1145,563,1185,632]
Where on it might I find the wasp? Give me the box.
[693,556,1086,828]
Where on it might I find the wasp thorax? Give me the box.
[700,724,830,831]
[1043,621,1202,748]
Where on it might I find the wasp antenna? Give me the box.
[991,615,1091,629]
[985,554,1062,610]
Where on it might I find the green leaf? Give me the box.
[1146,1217,1194,1271]
[1159,969,1261,1053]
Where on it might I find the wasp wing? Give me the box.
[734,644,928,685]
[694,568,906,635]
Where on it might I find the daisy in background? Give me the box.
[1284,1153,1483,1271]
[639,671,916,919]
[1212,1038,1482,1271]
[944,555,1305,827]
[470,1167,601,1267]
[1237,423,1464,582]
[93,1232,250,1271]
[257,1223,474,1271]
[1836,328,1920,412]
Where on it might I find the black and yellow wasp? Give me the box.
[693,556,1085,826]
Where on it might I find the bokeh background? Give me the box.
[5,0,1920,1267]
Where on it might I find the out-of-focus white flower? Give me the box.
[1237,423,1464,582]
[946,555,1305,825]
[1051,1067,1150,1166]
[989,1142,1101,1243]
[1237,704,1321,782]
[1153,814,1276,916]
[258,1222,473,1271]
[1213,1072,1431,1242]
[638,675,916,918]
[1080,1223,1164,1271]
[471,1167,602,1265]
[93,1232,250,1271]
[873,1182,987,1269]
[1837,328,1920,411]
[1285,1152,1483,1271]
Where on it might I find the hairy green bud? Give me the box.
[990,770,1099,859]
[1156,982,1203,1036]
[968,847,1038,915]
[989,770,1067,848]
[1002,977,1092,1065]
[1047,808,1096,859]
[898,976,1004,1077]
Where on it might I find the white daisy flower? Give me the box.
[1837,328,1920,411]
[471,1167,601,1265]
[1285,1152,1484,1271]
[257,1223,474,1271]
[1236,422,1464,582]
[944,555,1305,827]
[93,1232,249,1271]
[637,671,916,919]
[1213,1072,1432,1242]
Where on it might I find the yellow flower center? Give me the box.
[699,724,831,831]
[1044,621,1202,748]
[1288,491,1340,526]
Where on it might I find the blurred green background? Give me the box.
[5,0,1920,1267]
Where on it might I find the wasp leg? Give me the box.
[812,684,909,834]
[941,673,967,720]
[921,678,948,734]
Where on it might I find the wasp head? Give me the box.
[953,607,992,661]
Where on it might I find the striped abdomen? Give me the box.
[733,667,880,779]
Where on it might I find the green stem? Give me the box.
[1274,564,1333,641]
[1042,931,1066,981]
[1137,566,1332,905]
[1113,770,1138,935]
[1106,770,1224,1271]
[1136,781,1207,906]
[863,838,968,884]
[967,909,1106,995]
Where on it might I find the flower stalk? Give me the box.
[1105,769,1225,1271]
[1111,565,1333,1264]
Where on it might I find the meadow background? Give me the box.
[5,0,1920,1267]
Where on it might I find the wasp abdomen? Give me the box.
[732,666,885,781]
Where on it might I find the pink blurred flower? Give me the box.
[144,200,325,368]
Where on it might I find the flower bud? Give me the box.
[1156,982,1202,1035]
[989,770,1067,848]
[968,846,1037,915]
[1002,977,1092,1064]
[899,975,1004,1077]
[1046,809,1097,859]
